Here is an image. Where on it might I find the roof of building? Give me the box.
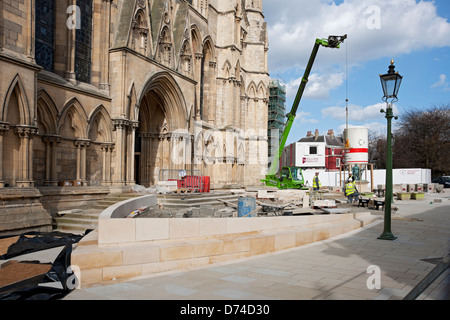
[325,136,344,147]
[298,136,325,143]
[298,135,344,147]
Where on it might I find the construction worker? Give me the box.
[345,179,359,203]
[313,172,321,191]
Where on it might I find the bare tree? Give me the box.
[393,104,450,177]
[368,130,386,169]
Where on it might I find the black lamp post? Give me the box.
[378,59,402,241]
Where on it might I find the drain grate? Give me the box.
[421,257,444,265]
[392,217,423,222]
[404,255,449,300]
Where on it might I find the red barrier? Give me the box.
[174,176,210,193]
[179,176,202,192]
[202,176,210,193]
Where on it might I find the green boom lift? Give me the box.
[262,35,347,189]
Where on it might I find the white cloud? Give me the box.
[431,74,450,91]
[286,72,344,100]
[337,122,387,137]
[321,102,400,122]
[293,111,319,126]
[266,0,450,73]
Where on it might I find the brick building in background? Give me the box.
[282,129,345,172]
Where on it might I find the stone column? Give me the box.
[240,94,246,130]
[101,143,114,185]
[44,140,51,182]
[43,135,61,186]
[0,123,10,188]
[0,0,3,52]
[65,0,77,83]
[180,134,188,171]
[150,134,158,185]
[193,130,203,174]
[195,53,203,120]
[126,121,139,185]
[81,143,88,185]
[208,61,217,124]
[25,0,36,61]
[74,140,90,185]
[138,133,148,186]
[112,119,128,186]
[159,134,166,182]
[75,143,81,180]
[146,134,157,186]
[15,126,38,187]
[101,145,107,184]
[172,134,189,171]
[167,134,173,171]
[185,135,193,172]
[99,0,113,92]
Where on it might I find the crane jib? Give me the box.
[264,35,346,188]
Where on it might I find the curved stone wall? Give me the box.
[72,195,380,288]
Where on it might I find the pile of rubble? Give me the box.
[131,184,173,195]
[134,187,353,219]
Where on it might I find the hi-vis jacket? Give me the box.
[313,176,321,189]
[345,182,357,196]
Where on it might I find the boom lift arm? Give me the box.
[264,35,347,188]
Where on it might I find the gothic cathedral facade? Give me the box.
[0,0,269,190]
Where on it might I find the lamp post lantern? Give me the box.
[378,59,402,241]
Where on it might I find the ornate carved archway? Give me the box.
[135,72,188,186]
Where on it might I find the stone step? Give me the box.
[93,201,120,209]
[104,195,141,202]
[52,193,141,234]
[157,194,240,207]
[52,216,100,234]
[160,200,238,209]
[105,193,142,200]
[52,221,96,234]
[58,212,100,219]
[53,222,97,231]
[54,216,98,225]
[157,192,237,200]
[91,194,142,209]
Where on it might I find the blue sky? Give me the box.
[264,0,450,145]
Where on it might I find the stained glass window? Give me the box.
[35,0,55,72]
[75,0,93,83]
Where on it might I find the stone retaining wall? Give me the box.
[71,194,380,288]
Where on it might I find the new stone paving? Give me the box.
[64,192,450,301]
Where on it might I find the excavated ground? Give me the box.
[136,194,388,219]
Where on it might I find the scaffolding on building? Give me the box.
[268,79,287,169]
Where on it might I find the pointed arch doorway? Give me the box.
[135,72,189,187]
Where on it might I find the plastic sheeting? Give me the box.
[0,231,89,300]
[0,231,84,260]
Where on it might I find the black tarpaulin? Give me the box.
[0,231,84,260]
[0,230,90,300]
